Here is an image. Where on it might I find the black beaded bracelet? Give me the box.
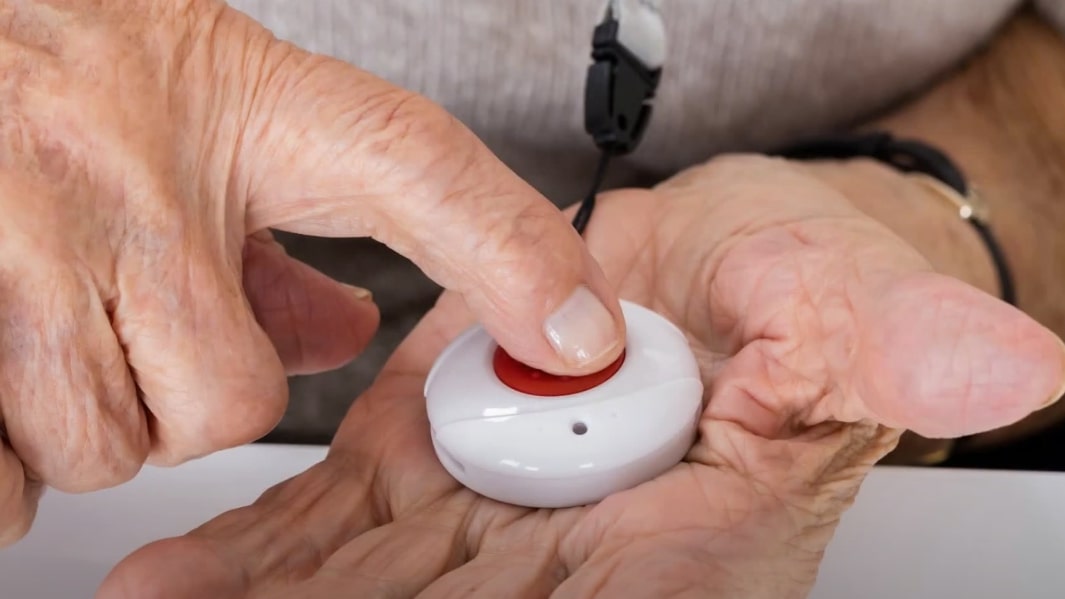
[772,131,1016,306]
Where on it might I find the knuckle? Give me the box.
[48,451,144,494]
[499,205,569,270]
[464,204,569,293]
[362,88,428,139]
[0,269,147,494]
[206,390,287,448]
[148,376,288,466]
[218,378,289,442]
[354,89,479,193]
[32,391,148,493]
[0,55,64,173]
[354,86,451,149]
[341,82,474,180]
[79,414,150,491]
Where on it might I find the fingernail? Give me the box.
[543,286,621,367]
[1044,336,1065,408]
[343,284,374,302]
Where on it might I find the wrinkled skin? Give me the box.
[100,156,1065,599]
[0,0,625,544]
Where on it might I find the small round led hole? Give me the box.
[572,421,588,435]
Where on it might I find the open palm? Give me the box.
[100,156,1065,599]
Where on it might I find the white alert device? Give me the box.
[422,1,684,509]
[424,300,703,508]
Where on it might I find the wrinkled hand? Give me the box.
[99,156,1065,598]
[0,0,624,545]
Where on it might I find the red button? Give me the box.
[492,346,626,396]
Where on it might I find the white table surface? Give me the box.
[1,444,1063,598]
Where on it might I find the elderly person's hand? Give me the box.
[98,155,1065,598]
[0,0,625,545]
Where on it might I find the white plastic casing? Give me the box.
[424,300,703,508]
[605,0,667,69]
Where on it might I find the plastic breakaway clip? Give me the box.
[584,0,666,155]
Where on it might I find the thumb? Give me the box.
[854,272,1065,438]
[242,231,380,376]
[233,31,624,376]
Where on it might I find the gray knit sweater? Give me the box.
[224,0,1065,439]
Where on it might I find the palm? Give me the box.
[100,158,1062,599]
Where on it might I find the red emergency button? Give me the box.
[492,346,626,396]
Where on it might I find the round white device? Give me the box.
[423,300,704,509]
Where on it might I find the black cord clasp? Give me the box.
[574,2,665,235]
[583,14,662,155]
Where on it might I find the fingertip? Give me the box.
[947,292,1065,435]
[310,282,381,372]
[452,221,626,377]
[273,281,382,376]
[0,448,40,548]
[861,272,1065,437]
[243,236,381,375]
[539,284,626,372]
[474,259,626,377]
[1041,333,1065,408]
[0,511,34,548]
[97,536,244,599]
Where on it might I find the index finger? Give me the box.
[226,16,625,375]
